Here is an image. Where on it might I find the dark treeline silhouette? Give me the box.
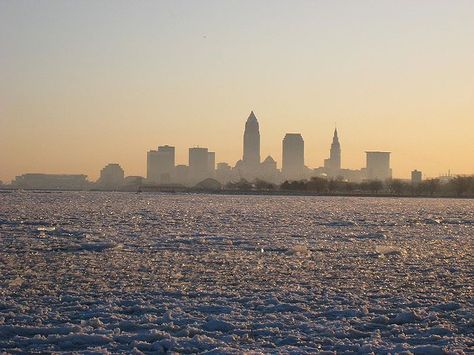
[5,175,473,197]
[223,176,474,197]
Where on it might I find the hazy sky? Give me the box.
[1,0,473,182]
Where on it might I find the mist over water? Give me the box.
[0,192,472,352]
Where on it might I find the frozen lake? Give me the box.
[0,192,473,353]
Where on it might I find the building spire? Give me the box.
[332,127,339,144]
[248,110,257,121]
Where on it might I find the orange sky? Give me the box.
[1,1,473,183]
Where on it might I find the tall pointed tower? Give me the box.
[243,111,260,168]
[329,128,341,170]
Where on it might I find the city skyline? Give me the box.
[0,109,471,184]
[5,111,445,188]
[1,1,474,182]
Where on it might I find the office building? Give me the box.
[365,151,392,181]
[208,151,216,174]
[147,145,175,184]
[189,147,211,183]
[411,170,422,184]
[282,133,305,180]
[175,165,189,185]
[242,111,261,177]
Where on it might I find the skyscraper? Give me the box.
[282,133,305,180]
[207,151,216,175]
[329,128,341,170]
[147,145,175,184]
[324,128,341,177]
[243,111,260,168]
[189,147,211,183]
[365,151,392,181]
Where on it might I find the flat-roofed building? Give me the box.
[411,170,422,184]
[365,151,392,181]
[208,151,216,175]
[147,145,175,184]
[189,147,210,184]
[282,133,305,181]
[12,174,88,190]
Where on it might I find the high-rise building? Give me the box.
[365,151,392,181]
[147,145,175,184]
[324,128,341,177]
[243,111,260,169]
[147,151,160,183]
[208,151,216,174]
[282,133,305,180]
[189,147,210,183]
[175,165,189,185]
[98,163,124,189]
[411,170,422,184]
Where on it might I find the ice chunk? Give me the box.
[357,232,386,240]
[411,345,445,355]
[203,319,235,332]
[389,311,421,324]
[287,244,311,256]
[79,242,123,252]
[375,245,405,256]
[37,226,56,232]
[8,277,24,287]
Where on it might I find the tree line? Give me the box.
[223,176,474,197]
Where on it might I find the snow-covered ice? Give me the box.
[0,192,473,353]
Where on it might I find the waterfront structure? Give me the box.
[123,176,144,186]
[12,174,88,190]
[365,151,392,181]
[194,178,222,191]
[411,170,422,184]
[147,145,175,184]
[282,133,305,181]
[324,128,341,177]
[97,163,124,189]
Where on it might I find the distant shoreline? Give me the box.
[1,187,473,199]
